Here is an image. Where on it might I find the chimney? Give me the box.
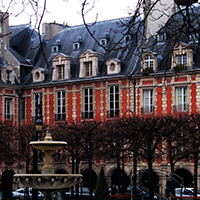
[42,22,69,40]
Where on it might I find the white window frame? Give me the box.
[83,88,93,119]
[84,62,92,77]
[5,98,12,119]
[143,89,153,113]
[109,85,119,117]
[57,65,65,80]
[73,42,80,50]
[56,90,65,120]
[100,38,107,46]
[144,54,153,68]
[52,46,58,53]
[176,54,187,66]
[176,87,188,111]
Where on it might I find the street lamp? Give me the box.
[130,169,133,200]
[32,118,43,200]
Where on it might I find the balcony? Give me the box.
[81,111,93,119]
[54,113,66,121]
[141,106,155,115]
[173,104,189,113]
[107,109,120,118]
[4,114,13,120]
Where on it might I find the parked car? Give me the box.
[175,187,200,198]
[53,187,95,200]
[123,186,163,200]
[12,188,44,200]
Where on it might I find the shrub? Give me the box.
[174,64,186,72]
[94,167,110,200]
[141,67,154,76]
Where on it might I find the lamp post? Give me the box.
[32,118,43,200]
[130,169,133,200]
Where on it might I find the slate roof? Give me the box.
[21,17,143,85]
[7,5,200,86]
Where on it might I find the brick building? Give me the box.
[0,0,200,196]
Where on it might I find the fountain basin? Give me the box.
[14,174,82,190]
[30,141,67,151]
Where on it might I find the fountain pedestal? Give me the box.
[14,129,82,200]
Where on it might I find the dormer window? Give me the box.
[106,58,121,74]
[100,38,107,46]
[6,70,12,84]
[141,51,157,72]
[144,55,153,68]
[99,32,110,46]
[32,68,45,83]
[110,63,116,71]
[172,42,193,68]
[58,65,65,79]
[52,53,71,81]
[52,39,61,53]
[52,46,59,53]
[85,62,92,77]
[176,54,187,66]
[79,50,99,78]
[35,71,40,80]
[73,42,80,50]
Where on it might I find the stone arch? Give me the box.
[138,169,160,193]
[174,168,193,188]
[54,169,68,174]
[81,169,97,189]
[106,168,127,190]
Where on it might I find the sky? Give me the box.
[3,0,137,27]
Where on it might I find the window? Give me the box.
[56,91,65,121]
[100,39,107,46]
[35,72,40,80]
[52,46,58,53]
[176,87,188,111]
[176,54,187,66]
[85,62,92,77]
[143,89,153,113]
[5,98,12,119]
[124,35,131,43]
[73,42,80,50]
[6,70,12,84]
[108,85,119,117]
[20,97,25,119]
[144,55,153,68]
[57,65,65,80]
[82,88,93,119]
[110,63,116,71]
[34,93,42,120]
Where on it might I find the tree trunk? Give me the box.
[133,153,137,200]
[76,157,80,200]
[89,156,93,200]
[148,160,154,200]
[71,153,74,199]
[194,154,198,199]
[117,155,121,192]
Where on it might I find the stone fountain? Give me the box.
[14,129,82,200]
